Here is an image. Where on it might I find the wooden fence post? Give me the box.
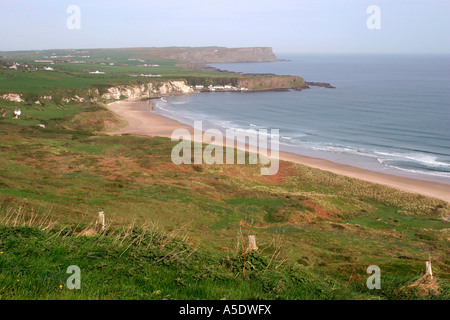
[248,235,258,251]
[425,261,433,279]
[98,211,105,232]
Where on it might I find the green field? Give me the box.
[0,48,241,96]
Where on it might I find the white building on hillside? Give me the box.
[14,109,21,119]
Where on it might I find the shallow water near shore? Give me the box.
[152,54,450,185]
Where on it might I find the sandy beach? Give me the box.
[107,99,450,203]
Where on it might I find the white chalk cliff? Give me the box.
[100,81,194,100]
[1,81,194,104]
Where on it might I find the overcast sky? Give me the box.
[0,0,449,54]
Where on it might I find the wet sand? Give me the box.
[107,99,450,203]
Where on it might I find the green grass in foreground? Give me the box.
[0,104,449,299]
[1,223,446,300]
[0,224,357,300]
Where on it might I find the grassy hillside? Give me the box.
[0,105,448,300]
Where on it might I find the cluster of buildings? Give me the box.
[34,60,54,63]
[194,85,248,92]
[127,58,145,63]
[4,62,51,72]
[129,73,161,78]
[41,54,90,59]
[128,58,159,67]
[136,63,159,67]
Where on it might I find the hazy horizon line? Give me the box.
[1,46,449,56]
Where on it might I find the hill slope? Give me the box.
[0,113,448,299]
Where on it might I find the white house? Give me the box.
[14,109,21,119]
[43,67,54,71]
[34,60,53,63]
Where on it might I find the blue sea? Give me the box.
[153,54,450,184]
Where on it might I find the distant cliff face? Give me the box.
[236,75,303,90]
[152,47,279,63]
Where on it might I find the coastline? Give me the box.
[106,99,450,203]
